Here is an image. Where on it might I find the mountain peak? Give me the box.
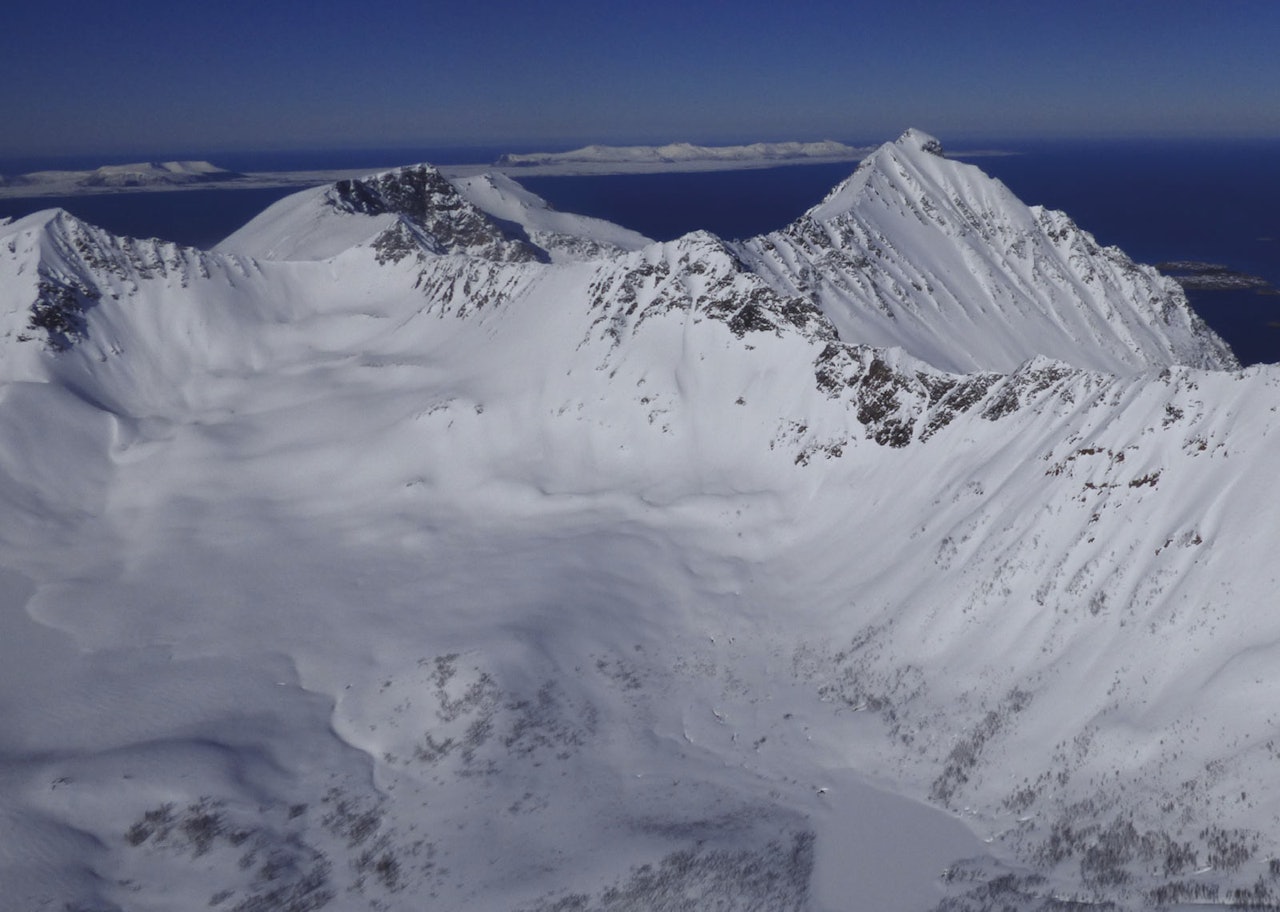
[894,127,945,157]
[218,164,652,264]
[215,164,546,263]
[740,132,1236,375]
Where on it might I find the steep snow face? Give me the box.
[3,137,1278,912]
[739,129,1236,375]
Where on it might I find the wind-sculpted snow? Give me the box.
[1,132,1279,911]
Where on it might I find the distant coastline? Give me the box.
[0,142,1028,199]
[1157,260,1278,293]
[0,165,380,201]
[0,156,879,200]
[482,140,871,176]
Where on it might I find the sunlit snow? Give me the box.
[0,130,1272,912]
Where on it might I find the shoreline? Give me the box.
[0,147,1024,201]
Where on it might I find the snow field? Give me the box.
[0,130,1276,910]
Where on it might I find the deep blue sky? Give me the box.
[4,0,1279,161]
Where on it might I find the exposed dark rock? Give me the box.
[727,302,776,336]
[329,166,545,264]
[28,276,98,350]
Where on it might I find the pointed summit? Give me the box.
[804,128,972,224]
[738,131,1235,374]
[894,127,945,157]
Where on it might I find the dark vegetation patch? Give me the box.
[121,787,439,911]
[409,654,598,776]
[125,798,334,911]
[518,831,814,912]
[936,867,1098,912]
[930,688,1032,805]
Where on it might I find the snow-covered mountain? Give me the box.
[216,166,652,263]
[738,129,1234,374]
[0,130,1274,912]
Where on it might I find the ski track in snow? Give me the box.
[0,129,1273,911]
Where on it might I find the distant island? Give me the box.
[1156,260,1279,294]
[487,140,872,176]
[0,161,382,200]
[0,161,245,192]
[0,144,883,199]
[0,141,1016,201]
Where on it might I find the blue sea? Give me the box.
[2,141,1277,364]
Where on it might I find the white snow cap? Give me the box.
[894,127,945,156]
[738,128,1236,374]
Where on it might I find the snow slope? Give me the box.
[0,132,1274,912]
[738,129,1235,374]
[447,170,652,261]
[217,164,652,264]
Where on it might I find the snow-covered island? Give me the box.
[4,129,1280,912]
[1157,260,1278,292]
[0,141,874,200]
[489,139,873,175]
[0,160,243,191]
[0,160,389,200]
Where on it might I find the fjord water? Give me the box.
[3,140,1277,362]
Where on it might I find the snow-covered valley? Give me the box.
[2,130,1277,911]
